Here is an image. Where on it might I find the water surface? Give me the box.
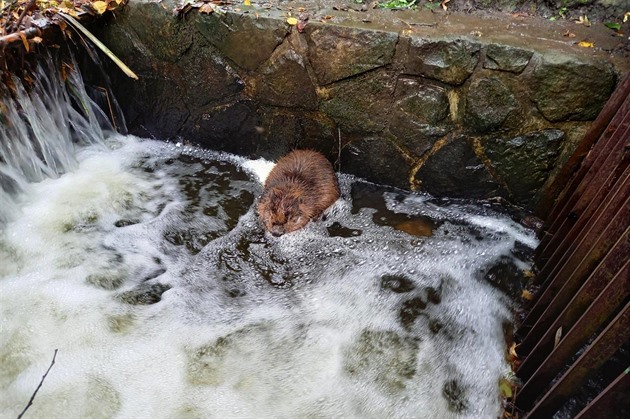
[0,134,536,418]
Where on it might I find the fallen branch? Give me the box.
[17,349,58,419]
[0,26,41,48]
[14,0,37,30]
[58,12,138,80]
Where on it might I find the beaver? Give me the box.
[258,150,340,236]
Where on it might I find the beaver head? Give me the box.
[258,185,315,236]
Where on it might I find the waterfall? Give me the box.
[0,54,117,226]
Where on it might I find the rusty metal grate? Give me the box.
[513,73,630,417]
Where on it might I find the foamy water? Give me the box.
[0,134,536,418]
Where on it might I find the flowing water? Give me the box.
[0,63,536,418]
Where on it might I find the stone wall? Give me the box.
[93,0,629,211]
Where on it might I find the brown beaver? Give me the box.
[258,150,340,236]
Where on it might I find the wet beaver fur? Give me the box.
[258,150,340,236]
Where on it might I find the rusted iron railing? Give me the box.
[513,72,630,417]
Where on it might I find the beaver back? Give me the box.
[258,150,340,236]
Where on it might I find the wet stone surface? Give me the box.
[94,0,629,211]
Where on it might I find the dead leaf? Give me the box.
[499,378,513,398]
[441,0,450,11]
[199,3,214,14]
[92,0,108,15]
[554,327,562,348]
[31,36,43,43]
[286,17,298,25]
[577,41,595,48]
[624,12,630,23]
[575,15,590,26]
[58,7,79,17]
[563,29,576,38]
[19,32,29,52]
[521,289,534,301]
[243,0,251,5]
[509,342,519,359]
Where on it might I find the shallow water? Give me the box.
[0,132,537,418]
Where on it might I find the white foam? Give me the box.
[241,157,276,184]
[0,136,534,418]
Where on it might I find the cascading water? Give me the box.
[0,59,536,418]
[0,57,112,225]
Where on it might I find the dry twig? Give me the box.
[17,349,59,419]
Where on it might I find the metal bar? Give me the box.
[517,258,629,382]
[518,231,630,358]
[517,195,629,337]
[536,72,630,218]
[519,302,630,416]
[517,230,629,355]
[537,76,630,225]
[536,162,630,286]
[574,367,630,419]
[536,112,630,265]
[536,95,630,262]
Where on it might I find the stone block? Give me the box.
[342,137,411,189]
[415,137,500,198]
[123,1,194,62]
[248,38,318,110]
[304,23,398,85]
[186,101,262,155]
[195,12,289,71]
[530,53,615,122]
[485,129,564,206]
[484,44,533,73]
[391,78,452,156]
[405,38,481,85]
[255,109,337,160]
[464,76,518,133]
[319,70,397,134]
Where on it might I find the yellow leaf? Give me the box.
[287,17,298,25]
[509,343,519,359]
[578,41,595,48]
[59,7,79,17]
[521,289,534,301]
[625,12,630,23]
[19,32,29,52]
[499,378,513,398]
[244,0,251,5]
[92,0,108,15]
